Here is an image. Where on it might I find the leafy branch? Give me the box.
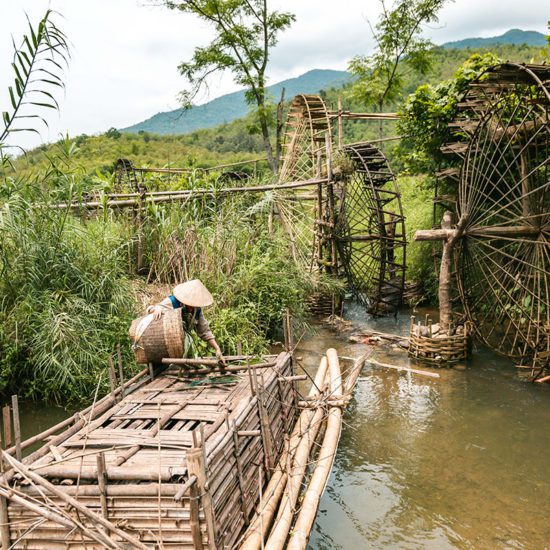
[164,0,294,172]
[1,10,70,151]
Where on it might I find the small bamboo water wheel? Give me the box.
[436,63,550,360]
[114,158,139,192]
[337,143,406,315]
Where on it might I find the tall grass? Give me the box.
[0,191,134,402]
[0,171,337,402]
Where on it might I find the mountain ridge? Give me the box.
[121,69,350,135]
[121,28,547,136]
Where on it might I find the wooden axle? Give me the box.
[414,224,540,241]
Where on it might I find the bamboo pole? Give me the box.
[240,356,330,550]
[51,177,328,210]
[96,452,109,531]
[0,485,120,549]
[264,408,325,549]
[1,452,149,550]
[287,349,342,550]
[4,367,148,458]
[367,358,440,378]
[0,432,9,550]
[189,481,203,549]
[11,396,21,461]
[2,407,11,448]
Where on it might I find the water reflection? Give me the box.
[301,306,550,550]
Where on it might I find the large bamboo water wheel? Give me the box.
[446,63,550,360]
[277,94,333,271]
[337,143,406,315]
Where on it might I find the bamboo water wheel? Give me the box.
[337,143,406,315]
[277,95,407,315]
[446,63,550,360]
[277,94,333,271]
[114,158,139,192]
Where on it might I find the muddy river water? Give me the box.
[15,305,550,549]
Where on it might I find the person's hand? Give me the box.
[149,306,163,320]
[216,348,227,367]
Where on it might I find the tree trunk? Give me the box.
[275,87,286,173]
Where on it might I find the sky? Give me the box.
[0,0,548,149]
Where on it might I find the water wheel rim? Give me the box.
[455,64,550,359]
[277,94,332,272]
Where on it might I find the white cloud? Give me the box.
[0,0,547,149]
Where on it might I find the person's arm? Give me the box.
[196,311,225,363]
[147,297,175,320]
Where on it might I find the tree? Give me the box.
[348,0,449,134]
[164,0,295,173]
[1,10,69,159]
[396,52,500,176]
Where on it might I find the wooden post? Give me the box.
[186,448,217,550]
[96,452,109,531]
[337,97,343,150]
[108,357,117,401]
[414,211,466,333]
[136,185,146,273]
[2,407,11,448]
[189,482,203,549]
[253,366,274,471]
[231,419,249,525]
[0,433,10,550]
[11,396,21,461]
[325,133,337,274]
[117,344,125,399]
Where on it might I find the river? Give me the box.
[12,305,550,549]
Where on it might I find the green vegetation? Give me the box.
[2,15,547,405]
[122,69,350,135]
[348,0,449,119]
[0,153,336,402]
[163,0,295,172]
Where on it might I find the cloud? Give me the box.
[0,0,547,149]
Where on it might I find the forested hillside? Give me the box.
[9,42,545,177]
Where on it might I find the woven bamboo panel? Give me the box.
[408,325,470,364]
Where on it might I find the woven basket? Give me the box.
[408,323,470,365]
[129,309,186,364]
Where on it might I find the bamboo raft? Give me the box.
[0,349,370,549]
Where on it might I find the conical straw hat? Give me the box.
[173,279,214,308]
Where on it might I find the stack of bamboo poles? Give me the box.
[239,348,370,550]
